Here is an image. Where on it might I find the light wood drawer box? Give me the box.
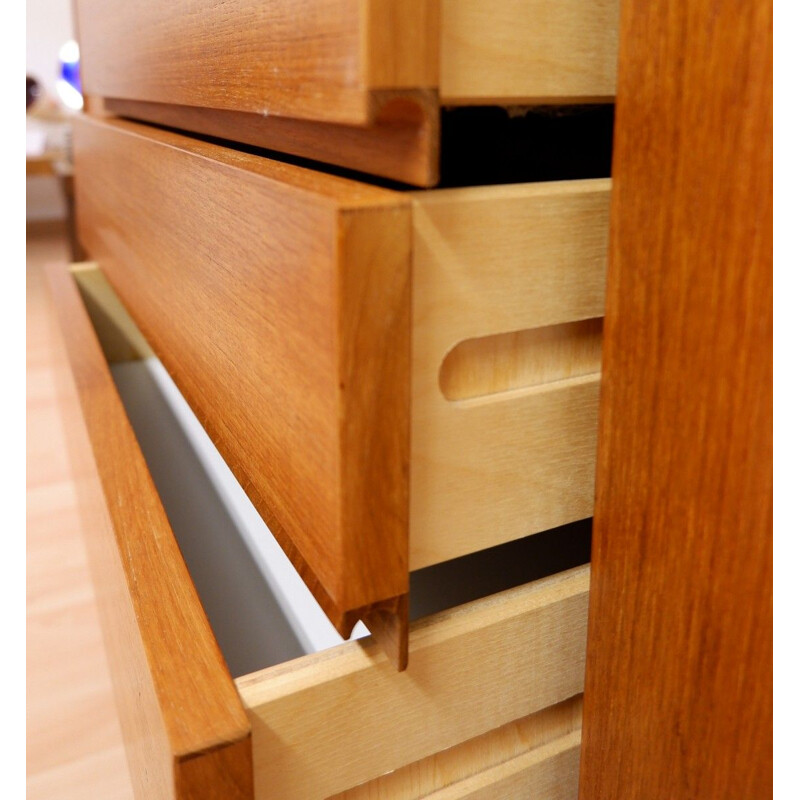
[47,259,590,799]
[73,114,608,663]
[75,0,619,185]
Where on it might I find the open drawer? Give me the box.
[47,261,590,798]
[75,0,619,185]
[73,115,608,663]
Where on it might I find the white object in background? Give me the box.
[26,128,47,157]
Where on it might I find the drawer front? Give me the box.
[48,261,589,799]
[74,116,608,663]
[76,0,438,127]
[46,263,252,799]
[74,0,618,184]
[74,115,412,660]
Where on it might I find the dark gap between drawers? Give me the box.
[410,521,591,621]
[439,105,614,188]
[109,103,614,190]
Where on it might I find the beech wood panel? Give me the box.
[46,263,252,799]
[578,0,772,796]
[410,181,610,568]
[423,732,580,800]
[73,116,410,662]
[237,566,590,800]
[439,318,603,401]
[440,0,619,104]
[331,696,583,800]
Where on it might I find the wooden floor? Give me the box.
[26,223,134,799]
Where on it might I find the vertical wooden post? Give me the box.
[579,0,772,797]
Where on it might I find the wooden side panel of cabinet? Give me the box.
[578,0,772,797]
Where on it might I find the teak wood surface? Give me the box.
[75,0,437,126]
[46,263,252,799]
[73,115,411,665]
[105,94,441,188]
[237,565,590,800]
[74,0,618,185]
[74,117,608,641]
[578,0,772,796]
[27,226,134,798]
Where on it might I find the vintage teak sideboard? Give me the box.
[46,0,771,798]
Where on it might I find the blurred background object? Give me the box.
[56,39,83,111]
[26,76,42,110]
[26,0,80,225]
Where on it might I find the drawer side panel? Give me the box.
[238,565,589,800]
[411,180,610,567]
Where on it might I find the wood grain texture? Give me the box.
[440,318,603,401]
[74,0,621,182]
[440,0,619,104]
[46,263,252,799]
[75,0,436,126]
[237,566,590,800]
[422,732,580,800]
[578,0,772,797]
[27,226,134,799]
[105,92,440,188]
[410,181,609,568]
[364,0,440,88]
[331,696,583,800]
[73,116,410,655]
[76,0,617,116]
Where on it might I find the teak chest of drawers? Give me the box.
[47,0,773,798]
[50,0,622,798]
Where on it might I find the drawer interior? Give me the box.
[55,262,592,799]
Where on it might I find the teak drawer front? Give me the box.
[47,261,590,799]
[45,263,253,799]
[74,115,412,660]
[74,116,609,660]
[75,0,618,184]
